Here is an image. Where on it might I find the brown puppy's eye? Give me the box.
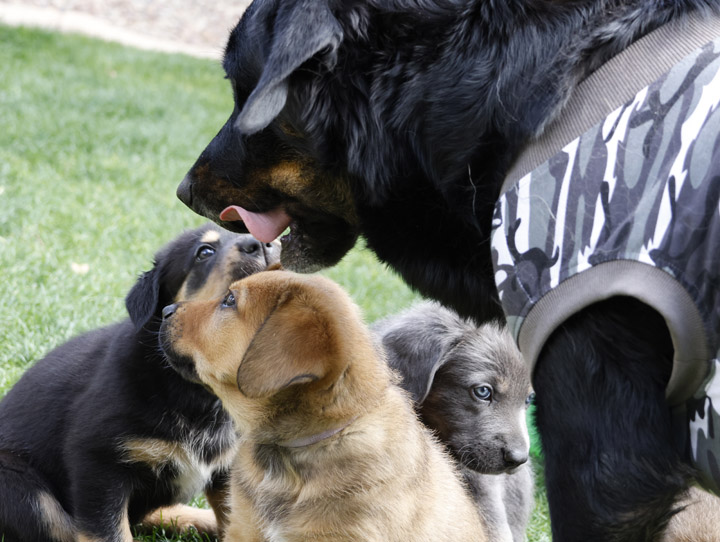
[196,245,216,261]
[221,291,236,308]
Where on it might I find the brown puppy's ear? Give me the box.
[235,0,343,135]
[237,291,337,398]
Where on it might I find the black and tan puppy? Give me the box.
[177,2,720,540]
[0,224,279,542]
[374,302,535,542]
[160,270,486,542]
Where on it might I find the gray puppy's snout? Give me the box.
[502,447,528,468]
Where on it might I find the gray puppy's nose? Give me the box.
[503,447,528,468]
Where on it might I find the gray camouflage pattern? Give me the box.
[492,39,720,492]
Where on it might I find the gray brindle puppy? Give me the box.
[373,302,535,542]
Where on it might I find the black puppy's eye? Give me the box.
[196,245,216,261]
[221,291,236,308]
[526,392,536,406]
[472,385,493,402]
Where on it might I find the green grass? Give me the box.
[0,24,550,541]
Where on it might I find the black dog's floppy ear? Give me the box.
[237,291,340,398]
[125,264,161,332]
[373,302,471,404]
[236,0,343,134]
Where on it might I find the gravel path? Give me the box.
[0,0,252,58]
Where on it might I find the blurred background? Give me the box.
[0,0,251,57]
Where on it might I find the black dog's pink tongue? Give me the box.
[219,205,292,243]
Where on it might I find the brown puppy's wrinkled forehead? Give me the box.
[168,270,361,404]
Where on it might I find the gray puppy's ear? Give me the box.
[373,302,472,404]
[236,0,343,135]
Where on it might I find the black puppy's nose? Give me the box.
[236,237,262,254]
[162,304,177,320]
[502,448,528,468]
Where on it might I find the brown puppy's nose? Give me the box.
[162,304,178,320]
[237,237,263,255]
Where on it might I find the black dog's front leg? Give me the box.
[70,463,134,542]
[533,297,694,542]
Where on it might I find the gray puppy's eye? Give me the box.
[472,385,493,402]
[526,392,536,406]
[196,245,216,261]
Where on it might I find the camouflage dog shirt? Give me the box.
[492,39,720,492]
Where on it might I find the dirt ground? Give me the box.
[0,0,252,57]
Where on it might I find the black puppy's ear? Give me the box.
[373,302,471,404]
[236,1,343,134]
[125,265,161,332]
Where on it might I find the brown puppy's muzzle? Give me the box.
[159,302,204,385]
[161,304,178,320]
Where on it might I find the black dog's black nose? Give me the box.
[162,304,177,319]
[177,174,193,207]
[502,448,528,468]
[237,237,262,254]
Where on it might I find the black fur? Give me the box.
[0,225,279,542]
[178,2,719,540]
[534,297,693,541]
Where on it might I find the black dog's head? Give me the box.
[125,223,280,334]
[176,0,516,320]
[177,0,362,273]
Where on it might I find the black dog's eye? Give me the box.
[196,245,216,261]
[526,392,536,406]
[221,291,236,308]
[472,385,493,402]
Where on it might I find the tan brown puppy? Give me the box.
[662,487,720,542]
[160,270,486,542]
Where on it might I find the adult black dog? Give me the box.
[0,224,279,542]
[176,2,720,541]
